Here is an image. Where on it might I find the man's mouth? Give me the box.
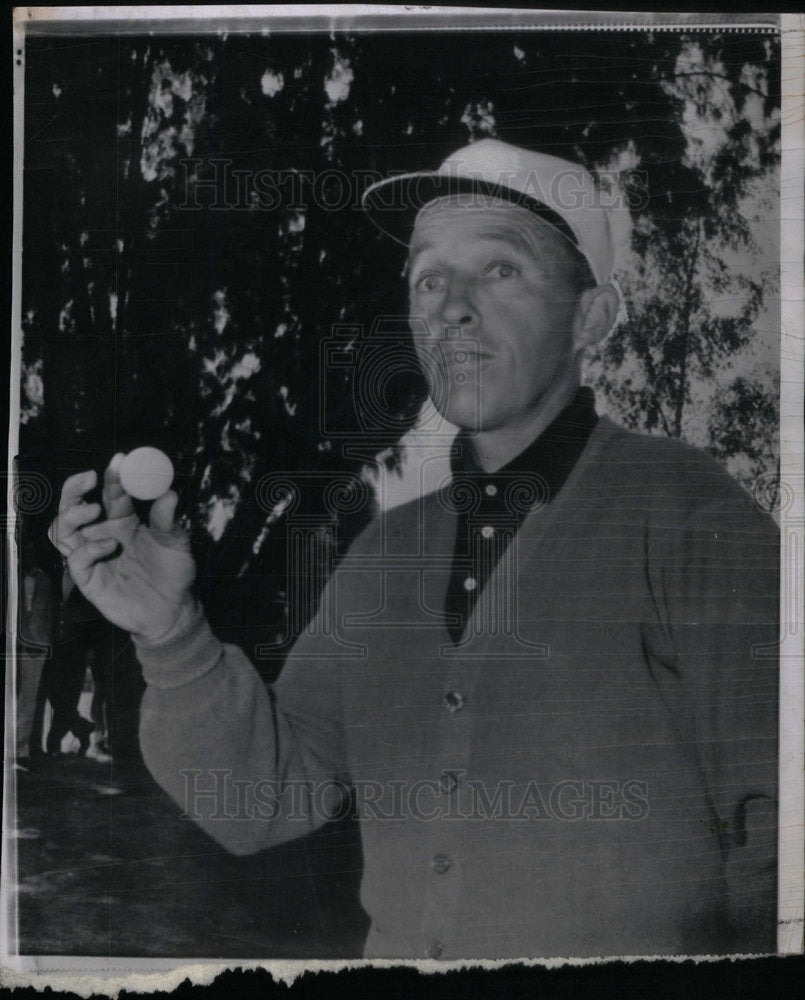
[416,342,495,380]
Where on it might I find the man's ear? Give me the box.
[571,284,620,353]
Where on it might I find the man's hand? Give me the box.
[48,456,197,644]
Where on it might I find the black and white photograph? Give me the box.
[3,5,803,987]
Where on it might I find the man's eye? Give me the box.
[414,272,443,292]
[485,262,519,279]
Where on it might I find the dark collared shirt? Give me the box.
[444,386,598,643]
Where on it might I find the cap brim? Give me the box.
[361,171,580,252]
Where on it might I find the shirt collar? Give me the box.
[449,385,598,501]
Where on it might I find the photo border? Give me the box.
[4,5,803,992]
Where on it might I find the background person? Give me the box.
[15,535,59,768]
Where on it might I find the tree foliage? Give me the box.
[587,37,780,489]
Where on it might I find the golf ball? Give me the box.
[119,447,174,501]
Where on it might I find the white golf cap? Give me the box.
[362,138,615,286]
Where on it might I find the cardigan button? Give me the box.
[432,854,452,875]
[427,938,444,959]
[444,691,465,713]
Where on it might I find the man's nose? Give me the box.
[439,278,476,329]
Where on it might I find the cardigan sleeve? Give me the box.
[648,476,779,951]
[137,597,350,856]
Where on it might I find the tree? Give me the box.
[586,37,780,494]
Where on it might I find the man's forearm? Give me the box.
[136,605,334,855]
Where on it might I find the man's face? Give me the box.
[407,203,584,433]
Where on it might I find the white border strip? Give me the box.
[15,5,780,34]
[1,12,28,973]
[777,12,805,957]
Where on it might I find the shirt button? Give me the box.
[444,691,465,713]
[427,939,444,959]
[484,483,498,497]
[463,577,477,591]
[480,525,495,539]
[432,854,452,875]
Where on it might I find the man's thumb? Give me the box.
[149,490,181,537]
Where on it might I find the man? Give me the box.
[49,139,779,959]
